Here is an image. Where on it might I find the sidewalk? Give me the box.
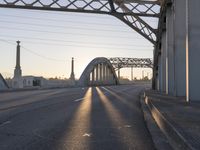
[143,90,200,150]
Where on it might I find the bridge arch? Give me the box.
[79,57,119,86]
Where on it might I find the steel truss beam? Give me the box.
[0,0,162,44]
[152,0,170,89]
[108,57,153,69]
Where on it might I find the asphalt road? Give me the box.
[0,84,155,150]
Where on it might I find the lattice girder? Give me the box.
[108,57,153,69]
[0,0,162,44]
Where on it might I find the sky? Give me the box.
[0,7,157,80]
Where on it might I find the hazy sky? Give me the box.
[0,8,157,79]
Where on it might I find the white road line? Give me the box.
[74,98,84,102]
[0,121,11,127]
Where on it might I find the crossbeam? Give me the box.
[0,0,162,44]
[108,57,153,69]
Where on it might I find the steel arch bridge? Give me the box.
[79,57,152,86]
[79,57,119,86]
[0,0,169,88]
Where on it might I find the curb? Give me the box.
[140,95,173,150]
[144,96,196,150]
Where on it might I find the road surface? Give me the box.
[0,84,155,150]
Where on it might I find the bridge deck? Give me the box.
[0,85,155,150]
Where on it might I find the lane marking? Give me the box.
[124,125,132,128]
[83,133,92,137]
[0,121,11,127]
[74,98,84,102]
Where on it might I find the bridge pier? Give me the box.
[166,4,175,96]
[158,54,162,92]
[158,0,186,97]
[161,31,167,93]
[157,0,200,101]
[186,0,200,101]
[173,0,186,97]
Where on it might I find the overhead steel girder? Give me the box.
[152,0,170,89]
[108,57,153,69]
[0,0,161,44]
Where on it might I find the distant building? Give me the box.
[22,76,47,87]
[0,73,9,90]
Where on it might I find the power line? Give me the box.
[1,13,157,25]
[0,20,133,33]
[0,39,67,62]
[0,26,145,39]
[0,39,152,64]
[1,14,125,27]
[21,46,67,62]
[0,34,153,47]
[0,39,16,45]
[2,38,152,51]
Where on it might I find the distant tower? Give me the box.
[70,57,75,81]
[14,41,22,78]
[12,41,23,88]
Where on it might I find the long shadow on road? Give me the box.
[18,85,155,150]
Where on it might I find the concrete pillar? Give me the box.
[100,64,103,84]
[131,67,133,81]
[96,65,99,85]
[118,68,120,79]
[14,41,22,78]
[186,0,200,101]
[12,41,23,89]
[102,63,106,84]
[109,68,113,84]
[166,4,175,95]
[104,65,107,84]
[174,0,186,97]
[107,66,111,84]
[158,54,162,91]
[106,67,109,84]
[92,69,95,85]
[156,73,159,90]
[70,57,75,81]
[161,31,167,93]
